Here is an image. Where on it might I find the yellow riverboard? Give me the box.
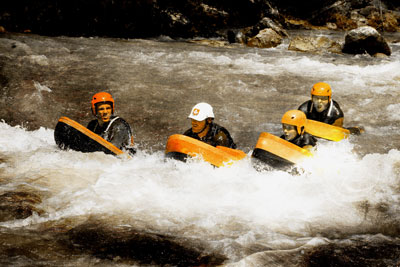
[54,117,124,155]
[252,132,312,167]
[165,134,246,167]
[305,119,350,142]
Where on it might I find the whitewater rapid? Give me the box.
[1,31,400,265]
[1,120,400,263]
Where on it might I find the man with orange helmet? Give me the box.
[183,102,236,148]
[87,92,136,155]
[298,82,344,127]
[281,110,317,149]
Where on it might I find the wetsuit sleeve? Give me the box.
[298,101,310,114]
[330,101,344,127]
[213,128,237,149]
[108,120,132,150]
[302,133,317,148]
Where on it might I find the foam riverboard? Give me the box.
[251,132,312,168]
[165,134,246,167]
[305,119,350,141]
[54,116,123,155]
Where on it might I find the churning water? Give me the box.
[1,31,400,265]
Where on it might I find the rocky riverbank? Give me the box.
[1,0,399,39]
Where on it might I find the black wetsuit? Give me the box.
[184,122,237,149]
[298,100,344,125]
[280,132,317,148]
[87,116,136,154]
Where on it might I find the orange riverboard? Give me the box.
[54,117,124,155]
[305,119,350,142]
[252,132,312,168]
[165,134,246,167]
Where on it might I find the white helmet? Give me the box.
[188,102,214,121]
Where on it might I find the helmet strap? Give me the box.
[298,126,305,135]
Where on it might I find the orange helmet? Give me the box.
[91,92,114,115]
[281,110,307,135]
[311,82,332,101]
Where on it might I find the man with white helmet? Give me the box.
[184,102,237,148]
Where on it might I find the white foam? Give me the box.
[1,123,400,243]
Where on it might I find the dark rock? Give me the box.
[252,17,288,37]
[0,191,43,222]
[342,26,391,56]
[64,220,227,266]
[360,5,379,16]
[305,237,400,266]
[1,1,399,38]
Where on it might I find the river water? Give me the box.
[1,31,400,265]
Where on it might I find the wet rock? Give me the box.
[288,36,342,54]
[227,29,247,44]
[367,11,399,32]
[359,5,379,17]
[305,236,400,266]
[251,17,289,38]
[284,18,315,30]
[0,191,43,222]
[342,26,391,56]
[188,39,232,48]
[0,38,33,56]
[1,1,400,38]
[247,28,282,48]
[64,221,227,266]
[373,52,389,58]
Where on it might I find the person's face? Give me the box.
[97,103,112,123]
[191,119,206,133]
[312,95,329,112]
[282,124,298,141]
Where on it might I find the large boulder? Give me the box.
[342,26,391,56]
[288,36,342,54]
[246,28,283,48]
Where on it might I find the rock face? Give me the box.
[342,26,391,55]
[0,1,399,38]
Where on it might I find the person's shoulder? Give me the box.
[87,119,98,129]
[303,132,317,145]
[183,128,193,136]
[331,100,344,115]
[113,116,130,126]
[212,123,230,134]
[109,117,133,132]
[332,100,342,107]
[298,100,311,111]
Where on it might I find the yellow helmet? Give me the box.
[311,82,332,101]
[281,110,307,135]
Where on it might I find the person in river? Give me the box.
[298,82,344,127]
[281,110,317,150]
[183,102,237,148]
[87,92,136,155]
[298,82,363,134]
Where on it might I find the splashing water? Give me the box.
[1,32,400,265]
